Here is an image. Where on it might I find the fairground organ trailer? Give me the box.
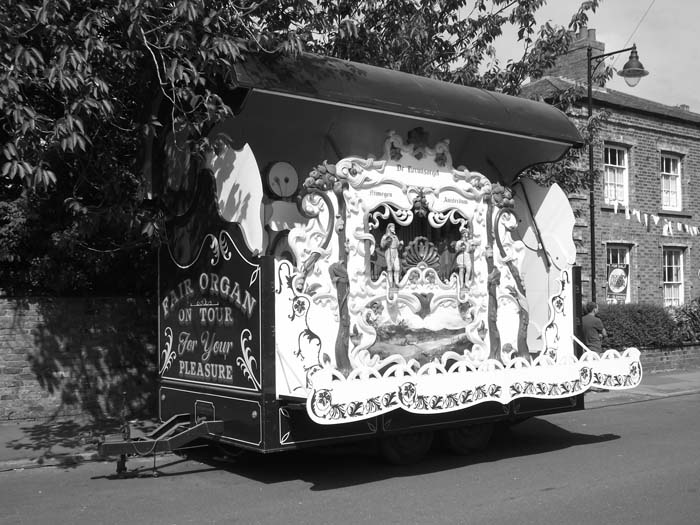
[100,52,642,468]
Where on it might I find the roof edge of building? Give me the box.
[522,76,700,125]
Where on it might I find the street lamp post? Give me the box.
[586,44,648,302]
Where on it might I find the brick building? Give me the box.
[523,27,700,307]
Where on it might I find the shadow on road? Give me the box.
[93,417,619,488]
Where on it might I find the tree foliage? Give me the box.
[309,0,600,95]
[1,0,601,295]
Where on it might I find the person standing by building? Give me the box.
[582,301,607,354]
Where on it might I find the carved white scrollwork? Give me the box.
[160,327,176,375]
[367,204,413,231]
[237,329,261,390]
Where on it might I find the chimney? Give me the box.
[677,104,690,112]
[546,26,606,85]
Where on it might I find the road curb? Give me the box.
[0,450,171,472]
[0,451,102,472]
[585,388,700,409]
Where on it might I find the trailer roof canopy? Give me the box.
[220,52,582,186]
[231,53,582,148]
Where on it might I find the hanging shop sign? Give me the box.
[606,263,629,304]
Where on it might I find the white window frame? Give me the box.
[660,154,682,211]
[662,247,684,307]
[603,146,629,207]
[606,245,631,304]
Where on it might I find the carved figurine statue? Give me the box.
[454,225,475,287]
[380,223,403,288]
[438,239,455,281]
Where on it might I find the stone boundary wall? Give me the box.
[0,296,156,421]
[1,296,698,421]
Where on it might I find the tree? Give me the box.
[309,0,600,95]
[0,0,316,294]
[0,0,601,295]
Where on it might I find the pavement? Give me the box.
[1,368,699,472]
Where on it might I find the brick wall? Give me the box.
[640,344,700,373]
[0,296,156,421]
[547,26,605,84]
[523,24,700,308]
[570,105,700,305]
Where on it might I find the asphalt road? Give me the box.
[1,394,699,525]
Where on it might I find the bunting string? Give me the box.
[608,200,697,237]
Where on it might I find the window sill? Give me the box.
[657,210,692,219]
[600,205,629,213]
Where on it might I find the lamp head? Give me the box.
[617,44,649,87]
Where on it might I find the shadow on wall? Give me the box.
[25,296,157,422]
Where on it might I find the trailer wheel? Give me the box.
[379,431,434,465]
[442,423,494,455]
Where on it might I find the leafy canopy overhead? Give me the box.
[0,0,599,294]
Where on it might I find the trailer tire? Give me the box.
[442,423,494,455]
[379,431,434,465]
